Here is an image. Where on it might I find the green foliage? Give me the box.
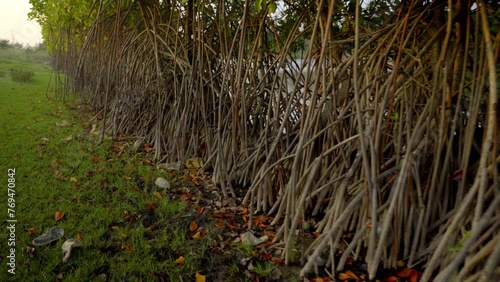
[449,231,470,253]
[0,39,10,49]
[10,68,35,82]
[29,0,96,53]
[253,261,275,277]
[0,39,25,49]
[0,43,50,65]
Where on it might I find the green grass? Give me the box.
[0,50,232,281]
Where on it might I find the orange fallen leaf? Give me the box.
[195,272,206,282]
[339,273,349,280]
[253,215,267,225]
[339,270,360,280]
[345,270,359,279]
[144,202,156,211]
[215,220,225,227]
[77,231,83,241]
[397,268,421,282]
[398,268,417,278]
[264,231,277,238]
[122,242,133,254]
[189,220,198,232]
[226,224,240,230]
[192,231,201,239]
[197,206,205,215]
[383,276,399,282]
[54,211,65,221]
[175,256,185,265]
[263,252,273,260]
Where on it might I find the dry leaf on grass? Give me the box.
[195,272,206,282]
[54,211,65,221]
[189,220,198,232]
[174,256,185,265]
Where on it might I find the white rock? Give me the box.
[240,232,268,246]
[133,138,144,151]
[62,238,83,262]
[155,177,171,189]
[157,161,182,170]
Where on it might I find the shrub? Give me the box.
[10,68,35,82]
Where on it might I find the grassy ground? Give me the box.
[0,49,251,281]
[0,48,311,282]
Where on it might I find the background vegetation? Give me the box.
[27,0,499,280]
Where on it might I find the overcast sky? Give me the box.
[0,0,43,46]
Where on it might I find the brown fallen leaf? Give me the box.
[26,228,36,237]
[189,220,198,232]
[122,242,133,254]
[54,211,65,221]
[197,206,205,215]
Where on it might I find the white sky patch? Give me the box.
[0,0,43,46]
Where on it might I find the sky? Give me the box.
[0,0,43,46]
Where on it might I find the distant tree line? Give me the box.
[0,39,45,51]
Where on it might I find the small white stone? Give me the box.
[241,232,268,246]
[155,177,171,189]
[157,161,182,170]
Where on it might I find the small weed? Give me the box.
[10,67,35,82]
[237,242,254,257]
[253,261,276,277]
